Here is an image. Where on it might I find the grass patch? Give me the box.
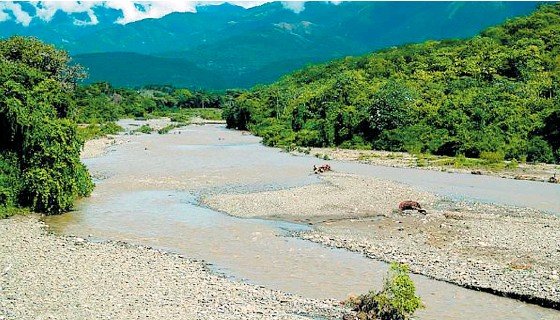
[133,124,153,134]
[78,122,123,141]
[0,206,31,219]
[157,123,185,134]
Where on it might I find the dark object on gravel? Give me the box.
[471,170,482,175]
[548,174,558,184]
[398,201,426,214]
[313,164,331,174]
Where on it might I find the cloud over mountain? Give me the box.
[0,1,328,26]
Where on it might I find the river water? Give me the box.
[45,123,560,319]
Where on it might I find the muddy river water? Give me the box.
[45,123,560,319]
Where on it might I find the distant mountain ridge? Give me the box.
[0,1,542,89]
[73,52,223,89]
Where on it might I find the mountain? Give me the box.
[73,52,223,88]
[0,1,543,89]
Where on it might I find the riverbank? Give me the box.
[81,117,225,160]
[46,122,559,317]
[203,172,560,308]
[0,216,346,320]
[291,147,560,184]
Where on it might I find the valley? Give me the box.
[22,122,559,319]
[1,2,560,320]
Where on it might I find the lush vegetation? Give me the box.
[74,83,224,124]
[347,263,423,320]
[224,4,560,164]
[0,36,94,215]
[2,4,557,218]
[73,83,224,139]
[0,37,224,217]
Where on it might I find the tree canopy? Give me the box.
[0,36,93,214]
[224,4,560,163]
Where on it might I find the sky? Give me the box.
[0,1,337,25]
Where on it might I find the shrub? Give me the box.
[526,137,554,163]
[347,263,423,320]
[505,159,519,169]
[19,119,94,214]
[78,122,123,141]
[339,136,372,150]
[479,151,505,163]
[134,124,153,134]
[0,152,21,209]
[0,37,94,215]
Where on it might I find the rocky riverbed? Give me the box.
[0,216,346,320]
[204,172,560,308]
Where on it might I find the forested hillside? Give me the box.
[0,2,540,88]
[224,4,560,164]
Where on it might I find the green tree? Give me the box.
[0,36,93,215]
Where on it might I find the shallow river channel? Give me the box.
[45,123,560,319]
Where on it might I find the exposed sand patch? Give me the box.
[202,172,437,223]
[203,172,560,308]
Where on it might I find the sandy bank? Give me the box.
[293,147,560,184]
[202,173,437,223]
[203,172,560,308]
[0,216,346,320]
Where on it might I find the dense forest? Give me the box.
[0,36,224,216]
[73,83,224,123]
[224,4,560,164]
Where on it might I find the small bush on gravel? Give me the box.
[78,122,123,141]
[134,124,153,134]
[346,263,423,320]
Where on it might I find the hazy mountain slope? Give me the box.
[78,2,541,88]
[73,52,223,88]
[0,1,542,88]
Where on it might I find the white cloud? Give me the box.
[0,1,344,26]
[221,1,272,9]
[281,1,305,14]
[104,1,199,24]
[0,9,10,23]
[34,1,99,25]
[0,2,33,26]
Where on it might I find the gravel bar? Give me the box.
[204,172,560,309]
[0,216,347,320]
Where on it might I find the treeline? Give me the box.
[74,83,225,124]
[224,4,560,164]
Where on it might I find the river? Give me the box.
[45,123,560,319]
